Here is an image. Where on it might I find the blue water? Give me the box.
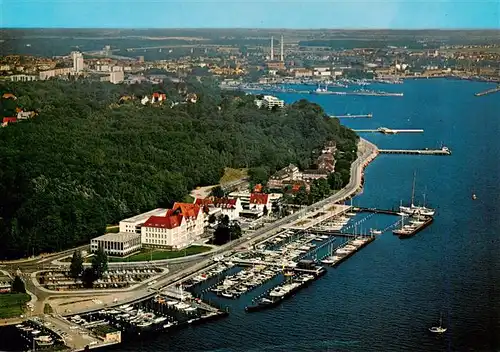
[2,79,499,351]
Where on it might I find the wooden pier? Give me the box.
[330,113,373,118]
[475,86,500,97]
[378,147,451,156]
[355,207,400,216]
[354,127,424,134]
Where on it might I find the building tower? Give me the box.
[270,36,274,61]
[71,51,84,73]
[280,35,284,62]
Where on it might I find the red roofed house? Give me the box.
[141,203,204,249]
[253,184,263,193]
[195,197,242,220]
[249,193,271,213]
[152,92,167,103]
[2,93,17,100]
[2,117,17,126]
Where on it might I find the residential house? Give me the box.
[186,93,198,103]
[2,93,17,100]
[17,110,35,120]
[195,197,242,221]
[262,95,284,109]
[141,203,204,250]
[249,193,272,213]
[2,117,17,126]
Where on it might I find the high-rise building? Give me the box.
[280,35,284,62]
[270,36,274,61]
[71,51,84,73]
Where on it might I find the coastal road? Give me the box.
[4,138,378,314]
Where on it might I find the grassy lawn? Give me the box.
[220,167,247,184]
[109,245,212,262]
[0,293,30,319]
[106,225,120,233]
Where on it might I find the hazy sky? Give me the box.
[2,0,499,29]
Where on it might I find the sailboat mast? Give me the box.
[411,171,416,207]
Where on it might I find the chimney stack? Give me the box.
[280,35,284,62]
[270,36,274,61]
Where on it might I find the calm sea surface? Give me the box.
[1,78,499,352]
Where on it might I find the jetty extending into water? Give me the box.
[378,146,451,156]
[354,127,424,134]
[474,86,500,97]
[330,113,373,118]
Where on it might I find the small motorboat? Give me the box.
[472,193,477,200]
[370,228,382,235]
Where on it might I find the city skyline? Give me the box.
[2,0,499,29]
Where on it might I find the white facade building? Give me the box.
[195,197,242,221]
[71,52,84,73]
[141,203,205,250]
[119,208,168,234]
[262,95,284,109]
[90,232,142,257]
[110,71,124,84]
[8,74,38,82]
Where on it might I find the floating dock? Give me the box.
[354,127,424,134]
[378,147,451,156]
[330,113,373,118]
[245,265,326,313]
[355,207,400,216]
[329,236,375,267]
[475,86,500,97]
[393,217,434,239]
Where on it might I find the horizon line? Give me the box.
[2,27,499,31]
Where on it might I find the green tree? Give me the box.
[81,267,96,289]
[210,186,225,198]
[328,172,343,190]
[11,275,26,294]
[69,250,84,280]
[295,187,309,206]
[91,247,108,280]
[208,213,217,224]
[248,167,269,186]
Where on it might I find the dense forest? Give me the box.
[0,79,357,259]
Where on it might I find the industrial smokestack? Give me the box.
[270,36,274,61]
[280,35,284,62]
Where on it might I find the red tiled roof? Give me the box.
[195,198,213,206]
[250,193,269,205]
[2,93,17,100]
[3,117,17,124]
[213,198,237,209]
[144,215,182,229]
[253,184,263,193]
[172,203,201,219]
